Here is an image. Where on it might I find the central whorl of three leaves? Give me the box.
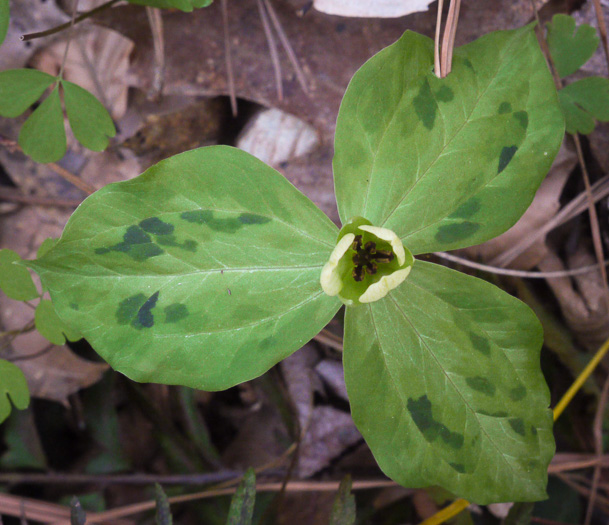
[29,25,564,503]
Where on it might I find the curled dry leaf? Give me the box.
[2,302,107,406]
[539,248,609,352]
[282,346,360,477]
[299,406,361,477]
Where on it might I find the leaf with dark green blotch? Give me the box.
[0,359,30,424]
[19,87,66,163]
[35,299,82,345]
[28,146,340,391]
[227,468,256,525]
[344,261,553,504]
[334,25,564,254]
[559,76,609,134]
[62,80,116,152]
[70,496,87,525]
[0,69,56,118]
[547,14,599,78]
[329,475,356,525]
[0,249,38,301]
[0,0,9,46]
[155,484,173,525]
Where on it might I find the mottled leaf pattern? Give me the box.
[344,262,553,504]
[29,147,340,390]
[333,25,564,255]
[0,360,30,424]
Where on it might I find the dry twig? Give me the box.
[592,0,609,74]
[585,374,609,525]
[257,0,283,100]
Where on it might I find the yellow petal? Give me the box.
[358,225,406,265]
[320,233,355,296]
[359,267,412,303]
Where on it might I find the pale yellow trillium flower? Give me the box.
[320,218,414,305]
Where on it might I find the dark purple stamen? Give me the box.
[351,236,395,282]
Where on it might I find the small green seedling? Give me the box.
[27,25,565,503]
[547,14,609,134]
[0,69,116,163]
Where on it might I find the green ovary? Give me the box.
[320,217,414,305]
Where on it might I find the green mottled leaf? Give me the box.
[62,80,116,151]
[559,76,609,134]
[333,26,564,255]
[0,360,30,424]
[547,14,599,78]
[28,146,340,390]
[155,484,173,525]
[329,475,356,525]
[227,468,256,525]
[126,0,211,10]
[0,69,56,118]
[35,299,82,345]
[19,87,66,163]
[0,249,38,301]
[0,0,9,46]
[344,261,553,504]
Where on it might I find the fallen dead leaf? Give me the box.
[237,107,320,168]
[0,0,68,70]
[313,0,436,18]
[298,406,361,477]
[539,247,609,352]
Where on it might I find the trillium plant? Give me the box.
[27,25,565,503]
